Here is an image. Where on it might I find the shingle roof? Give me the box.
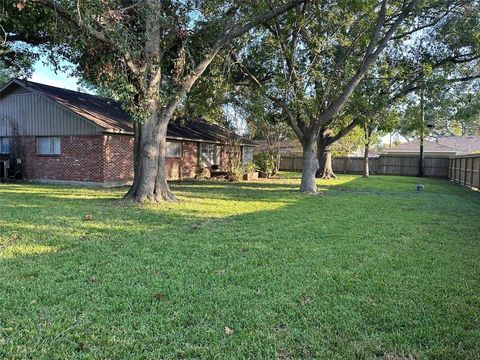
[1,79,255,145]
[253,140,303,154]
[384,139,458,154]
[168,118,256,146]
[436,136,480,154]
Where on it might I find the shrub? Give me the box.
[253,153,274,177]
[243,162,258,174]
[228,165,244,182]
[196,162,210,179]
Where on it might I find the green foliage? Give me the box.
[228,161,257,182]
[4,0,300,123]
[428,85,480,136]
[1,177,479,358]
[331,126,365,157]
[254,153,275,176]
[243,161,257,174]
[0,61,12,86]
[221,0,480,164]
[228,164,244,182]
[399,84,480,139]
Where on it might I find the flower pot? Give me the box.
[243,172,259,181]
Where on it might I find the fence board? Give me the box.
[279,154,450,178]
[448,154,480,190]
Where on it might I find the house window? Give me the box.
[242,147,253,163]
[37,137,61,155]
[166,141,182,157]
[0,137,9,154]
[200,143,220,166]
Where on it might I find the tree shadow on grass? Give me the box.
[0,176,479,358]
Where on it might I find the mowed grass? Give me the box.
[0,174,479,359]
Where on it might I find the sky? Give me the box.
[28,58,85,92]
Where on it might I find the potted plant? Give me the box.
[253,153,274,178]
[243,162,259,181]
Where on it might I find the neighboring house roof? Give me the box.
[436,136,480,154]
[352,148,379,157]
[0,78,255,146]
[253,140,303,155]
[383,139,458,155]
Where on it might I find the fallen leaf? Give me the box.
[224,326,234,336]
[154,292,165,301]
[299,297,311,306]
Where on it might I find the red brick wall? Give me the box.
[21,136,105,183]
[103,135,134,184]
[13,136,218,184]
[165,141,198,180]
[220,145,229,171]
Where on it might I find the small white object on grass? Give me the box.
[416,183,425,192]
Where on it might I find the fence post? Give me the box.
[476,157,480,189]
[456,158,459,183]
[471,157,475,187]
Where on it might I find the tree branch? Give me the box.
[325,119,359,146]
[238,64,304,140]
[28,0,140,74]
[161,0,306,123]
[316,0,420,132]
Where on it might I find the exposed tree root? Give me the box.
[320,171,337,180]
[123,184,178,204]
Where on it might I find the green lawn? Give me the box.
[0,174,479,359]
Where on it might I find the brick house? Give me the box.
[0,79,255,186]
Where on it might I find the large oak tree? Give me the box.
[3,0,304,202]
[234,0,480,192]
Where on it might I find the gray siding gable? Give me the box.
[0,85,103,137]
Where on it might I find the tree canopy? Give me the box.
[3,0,304,201]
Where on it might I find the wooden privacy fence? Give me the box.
[448,155,480,190]
[279,155,450,177]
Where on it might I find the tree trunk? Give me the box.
[154,114,177,202]
[316,138,325,178]
[124,122,142,199]
[363,141,370,178]
[124,105,176,203]
[363,124,372,178]
[316,135,336,179]
[300,138,319,193]
[272,152,281,176]
[321,144,336,179]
